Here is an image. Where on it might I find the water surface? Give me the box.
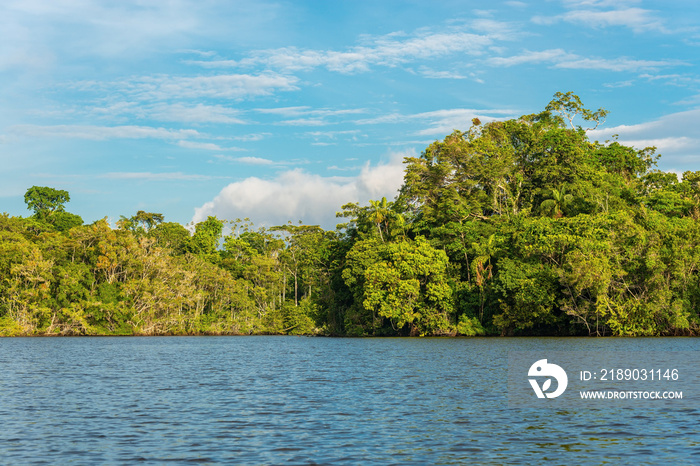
[0,336,698,464]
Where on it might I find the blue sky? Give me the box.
[2,0,700,229]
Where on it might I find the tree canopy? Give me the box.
[23,186,83,232]
[2,93,698,337]
[24,186,70,217]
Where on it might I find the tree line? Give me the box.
[2,92,699,336]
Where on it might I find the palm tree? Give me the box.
[369,197,389,241]
[540,186,573,218]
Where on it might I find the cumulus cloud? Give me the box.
[191,151,409,228]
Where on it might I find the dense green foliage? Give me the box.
[2,93,699,336]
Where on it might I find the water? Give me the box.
[0,336,698,464]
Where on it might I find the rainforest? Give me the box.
[2,93,699,337]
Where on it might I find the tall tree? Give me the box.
[24,186,70,218]
[24,186,82,232]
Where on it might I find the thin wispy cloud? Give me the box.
[356,108,518,136]
[188,26,502,74]
[589,108,700,166]
[213,155,276,165]
[560,1,642,6]
[101,172,216,181]
[177,141,246,151]
[75,74,300,102]
[533,6,668,33]
[9,124,202,141]
[255,107,366,117]
[253,106,367,127]
[556,57,684,72]
[133,74,300,100]
[418,67,469,80]
[489,49,684,71]
[276,118,329,127]
[149,103,247,124]
[232,133,271,142]
[306,130,362,141]
[1,0,289,69]
[488,49,573,66]
[414,109,517,136]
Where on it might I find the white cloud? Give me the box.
[555,57,683,72]
[149,103,247,124]
[591,109,700,139]
[355,108,517,136]
[190,26,501,74]
[232,133,271,142]
[488,49,573,66]
[255,106,367,117]
[102,172,214,181]
[305,130,362,142]
[128,74,300,101]
[589,108,700,168]
[255,106,311,116]
[575,8,665,33]
[532,0,671,34]
[603,80,634,88]
[74,74,299,103]
[192,151,409,228]
[177,140,246,151]
[488,49,684,71]
[561,1,642,6]
[9,124,202,141]
[277,118,329,127]
[213,155,275,165]
[419,67,469,79]
[413,110,485,136]
[253,106,367,127]
[0,0,289,69]
[608,137,696,152]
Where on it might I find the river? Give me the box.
[0,336,698,464]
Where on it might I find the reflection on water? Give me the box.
[0,336,697,464]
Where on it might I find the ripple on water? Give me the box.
[0,336,698,464]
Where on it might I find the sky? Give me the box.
[2,0,700,230]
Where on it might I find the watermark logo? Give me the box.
[528,359,568,398]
